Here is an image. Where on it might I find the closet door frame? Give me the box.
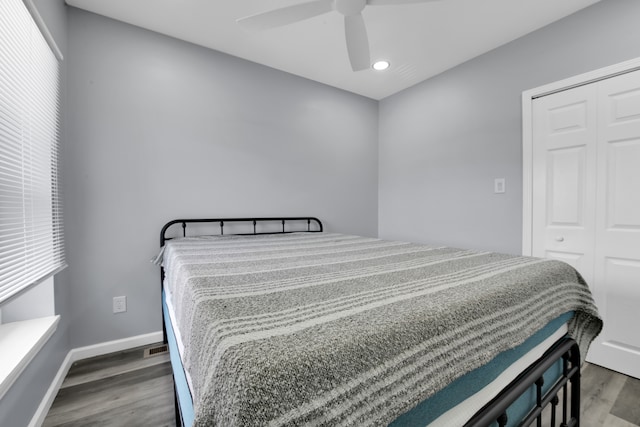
[522,56,640,256]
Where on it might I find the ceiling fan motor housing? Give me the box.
[335,0,367,16]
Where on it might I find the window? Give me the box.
[0,0,66,306]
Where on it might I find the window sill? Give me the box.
[0,315,60,400]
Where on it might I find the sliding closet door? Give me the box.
[531,84,597,286]
[588,70,640,379]
[532,69,640,379]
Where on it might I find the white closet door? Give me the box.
[588,70,640,379]
[532,69,640,379]
[531,84,597,286]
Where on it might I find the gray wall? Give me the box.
[6,1,640,425]
[0,1,71,426]
[65,8,379,348]
[378,0,640,254]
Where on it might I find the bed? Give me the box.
[156,217,602,427]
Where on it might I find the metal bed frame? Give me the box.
[158,217,581,427]
[464,337,580,427]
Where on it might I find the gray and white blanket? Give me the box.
[161,232,602,427]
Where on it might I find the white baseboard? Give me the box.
[28,350,73,427]
[70,331,164,362]
[28,331,164,427]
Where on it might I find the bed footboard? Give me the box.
[464,337,580,427]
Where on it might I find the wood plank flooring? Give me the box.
[43,344,174,427]
[581,363,640,427]
[43,344,640,426]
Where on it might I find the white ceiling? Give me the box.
[65,0,601,100]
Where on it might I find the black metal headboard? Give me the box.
[158,217,323,344]
[160,217,323,246]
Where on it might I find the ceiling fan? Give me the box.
[237,0,441,72]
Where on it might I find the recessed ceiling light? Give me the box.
[372,60,390,71]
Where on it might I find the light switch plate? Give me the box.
[494,178,506,194]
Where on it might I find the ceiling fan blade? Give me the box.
[237,0,333,31]
[344,14,370,71]
[367,0,441,5]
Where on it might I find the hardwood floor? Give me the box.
[581,363,640,427]
[43,345,174,427]
[43,344,640,427]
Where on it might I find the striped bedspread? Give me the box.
[161,232,602,427]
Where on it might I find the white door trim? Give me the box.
[522,56,640,256]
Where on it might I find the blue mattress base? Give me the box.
[163,294,195,427]
[162,290,572,427]
[391,312,573,426]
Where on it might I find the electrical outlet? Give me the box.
[113,296,127,313]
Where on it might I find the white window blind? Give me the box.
[0,0,66,305]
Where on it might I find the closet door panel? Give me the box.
[602,258,640,349]
[546,146,586,226]
[589,69,640,379]
[605,139,640,231]
[532,85,597,285]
